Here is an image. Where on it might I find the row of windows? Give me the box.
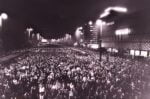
[130,50,148,57]
[107,48,118,53]
[107,48,149,57]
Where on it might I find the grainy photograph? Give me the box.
[0,0,150,99]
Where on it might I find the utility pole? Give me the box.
[96,19,103,61]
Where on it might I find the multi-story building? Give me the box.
[101,10,150,57]
[83,23,98,44]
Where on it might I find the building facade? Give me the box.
[101,10,150,57]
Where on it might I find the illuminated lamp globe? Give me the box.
[96,19,102,26]
[88,21,93,25]
[1,13,8,20]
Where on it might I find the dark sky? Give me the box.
[0,0,150,38]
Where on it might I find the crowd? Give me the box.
[0,47,149,99]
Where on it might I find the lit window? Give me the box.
[112,48,118,53]
[115,28,131,35]
[114,49,118,53]
[41,39,48,43]
[135,50,140,56]
[141,51,148,57]
[107,48,112,52]
[90,44,99,49]
[130,50,134,56]
[74,42,78,46]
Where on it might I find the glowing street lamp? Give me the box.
[96,19,106,32]
[1,13,8,20]
[88,21,93,25]
[27,28,33,38]
[96,19,102,26]
[0,13,8,27]
[0,13,8,49]
[96,19,106,61]
[0,12,8,33]
[78,27,83,30]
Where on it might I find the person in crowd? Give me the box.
[0,47,149,99]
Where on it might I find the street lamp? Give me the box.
[0,13,8,27]
[88,21,93,25]
[0,13,8,49]
[26,28,33,39]
[0,13,8,34]
[1,13,8,20]
[96,19,106,61]
[0,17,2,27]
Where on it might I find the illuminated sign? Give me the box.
[115,28,131,35]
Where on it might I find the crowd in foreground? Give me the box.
[0,47,150,99]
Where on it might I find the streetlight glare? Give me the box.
[102,21,106,25]
[88,21,93,25]
[96,20,106,26]
[1,13,8,20]
[0,17,2,26]
[100,11,110,18]
[27,27,33,31]
[96,19,102,26]
[79,27,83,30]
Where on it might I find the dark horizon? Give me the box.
[0,0,149,38]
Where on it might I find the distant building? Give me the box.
[25,29,43,47]
[101,10,150,57]
[83,24,98,44]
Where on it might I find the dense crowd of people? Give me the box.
[0,47,150,99]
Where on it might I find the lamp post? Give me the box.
[0,13,8,33]
[96,19,106,61]
[26,28,33,39]
[0,13,8,49]
[1,13,8,20]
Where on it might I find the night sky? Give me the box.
[0,0,150,38]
